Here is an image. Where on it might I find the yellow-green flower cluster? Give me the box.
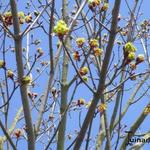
[76,38,85,47]
[124,42,137,61]
[77,98,85,106]
[89,39,99,48]
[124,42,145,69]
[124,42,137,53]
[22,76,32,85]
[53,20,69,38]
[89,39,103,57]
[79,67,89,76]
[73,51,80,61]
[79,67,89,82]
[93,47,103,56]
[25,14,32,23]
[3,11,32,26]
[3,11,13,26]
[98,103,107,113]
[128,52,135,60]
[0,60,5,68]
[7,69,14,79]
[88,0,101,9]
[18,11,25,24]
[129,54,145,71]
[101,3,109,11]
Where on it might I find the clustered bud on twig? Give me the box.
[122,42,145,81]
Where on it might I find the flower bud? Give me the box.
[28,92,38,100]
[7,70,14,79]
[101,3,109,11]
[130,74,136,81]
[136,54,144,64]
[0,60,5,68]
[14,129,23,138]
[25,15,32,23]
[18,11,25,24]
[73,51,80,61]
[98,103,107,113]
[82,76,88,82]
[79,67,89,76]
[88,0,101,10]
[124,42,137,53]
[129,62,136,70]
[128,52,135,60]
[77,98,85,106]
[22,76,32,84]
[51,87,56,94]
[49,115,55,121]
[34,11,39,17]
[53,20,69,39]
[93,47,103,56]
[3,11,13,26]
[76,38,85,47]
[37,48,44,58]
[89,39,99,48]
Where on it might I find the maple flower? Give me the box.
[25,14,32,23]
[3,11,13,26]
[101,3,109,11]
[88,0,101,9]
[89,39,99,48]
[128,52,135,60]
[14,129,23,138]
[53,20,69,39]
[93,47,103,56]
[136,54,145,64]
[18,11,25,24]
[0,60,5,68]
[18,12,24,18]
[7,70,14,79]
[77,98,85,106]
[22,76,32,84]
[98,103,107,113]
[76,38,85,47]
[124,42,137,53]
[79,67,89,76]
[73,51,80,61]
